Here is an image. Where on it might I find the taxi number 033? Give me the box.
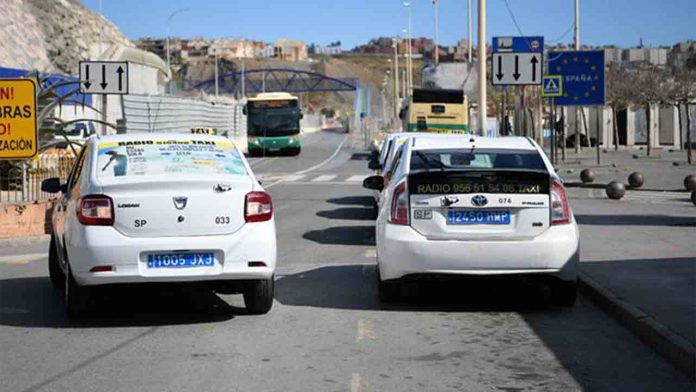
[215,216,230,224]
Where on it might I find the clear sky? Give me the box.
[82,0,694,49]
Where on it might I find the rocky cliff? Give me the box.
[0,0,132,75]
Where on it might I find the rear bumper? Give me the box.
[377,221,579,282]
[66,221,276,286]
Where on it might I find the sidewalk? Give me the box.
[559,148,695,378]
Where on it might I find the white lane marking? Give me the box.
[274,181,359,186]
[346,175,365,182]
[350,373,367,392]
[296,134,349,175]
[281,174,305,182]
[363,249,376,258]
[311,174,337,182]
[356,318,376,342]
[250,157,277,169]
[0,253,46,265]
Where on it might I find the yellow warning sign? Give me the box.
[0,79,38,159]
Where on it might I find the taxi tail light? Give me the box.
[551,181,570,225]
[77,195,114,226]
[389,181,409,225]
[245,191,273,222]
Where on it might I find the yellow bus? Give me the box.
[400,88,469,134]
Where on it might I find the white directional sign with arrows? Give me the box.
[491,53,542,86]
[79,61,129,94]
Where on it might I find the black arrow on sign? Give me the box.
[530,56,539,82]
[84,65,91,90]
[495,55,504,81]
[100,64,108,90]
[513,55,521,81]
[116,66,124,91]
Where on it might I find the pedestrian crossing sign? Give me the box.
[542,75,563,97]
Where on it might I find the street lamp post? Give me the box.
[392,38,400,118]
[166,8,189,93]
[404,2,413,97]
[467,0,472,62]
[477,0,486,136]
[433,0,439,64]
[214,48,219,98]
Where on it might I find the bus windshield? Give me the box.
[248,107,301,136]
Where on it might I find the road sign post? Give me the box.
[79,61,129,95]
[0,79,38,160]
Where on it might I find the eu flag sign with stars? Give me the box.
[548,50,605,106]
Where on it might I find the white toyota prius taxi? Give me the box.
[363,136,580,305]
[42,134,276,317]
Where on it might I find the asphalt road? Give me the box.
[0,130,692,392]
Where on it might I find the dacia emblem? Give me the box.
[173,196,188,210]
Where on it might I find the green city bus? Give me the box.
[245,92,302,156]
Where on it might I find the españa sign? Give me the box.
[0,79,38,159]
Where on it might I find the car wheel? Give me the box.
[48,235,65,290]
[243,277,274,315]
[65,264,91,318]
[377,269,399,302]
[551,280,577,307]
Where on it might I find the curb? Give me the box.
[579,272,695,379]
[0,234,50,248]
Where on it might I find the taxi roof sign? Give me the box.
[0,79,38,159]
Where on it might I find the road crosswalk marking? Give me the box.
[346,175,365,182]
[311,174,338,182]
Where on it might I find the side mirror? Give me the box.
[368,159,382,171]
[362,175,384,191]
[41,177,64,194]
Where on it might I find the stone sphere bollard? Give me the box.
[580,169,596,183]
[684,175,696,191]
[628,172,644,188]
[606,181,626,200]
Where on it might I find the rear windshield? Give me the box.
[96,139,247,180]
[410,148,545,171]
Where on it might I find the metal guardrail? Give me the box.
[122,94,242,136]
[0,154,75,204]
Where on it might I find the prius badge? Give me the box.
[471,194,488,207]
[173,196,188,210]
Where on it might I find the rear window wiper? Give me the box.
[414,151,448,171]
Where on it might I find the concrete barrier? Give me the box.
[0,201,54,239]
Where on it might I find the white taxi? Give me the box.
[363,136,580,305]
[42,134,276,317]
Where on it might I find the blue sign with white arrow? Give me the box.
[548,50,605,106]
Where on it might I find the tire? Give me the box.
[65,264,91,318]
[377,269,400,303]
[243,277,274,315]
[551,280,577,307]
[48,235,65,290]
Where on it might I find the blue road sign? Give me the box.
[492,36,544,53]
[548,50,605,106]
[542,75,563,97]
